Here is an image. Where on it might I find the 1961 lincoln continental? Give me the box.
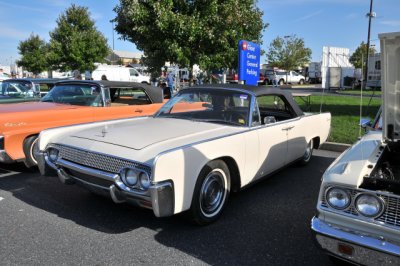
[37,84,331,225]
[312,32,400,265]
[0,80,165,168]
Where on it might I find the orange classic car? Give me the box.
[0,80,166,167]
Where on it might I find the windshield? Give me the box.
[155,89,251,127]
[41,84,103,106]
[1,81,34,97]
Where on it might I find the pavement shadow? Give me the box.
[0,162,184,234]
[152,154,336,265]
[0,153,337,265]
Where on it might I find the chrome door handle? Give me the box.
[282,126,294,131]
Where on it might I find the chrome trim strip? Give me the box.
[312,216,400,258]
[56,158,117,181]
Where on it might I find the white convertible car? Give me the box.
[312,32,400,264]
[37,84,330,225]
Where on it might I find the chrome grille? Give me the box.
[377,195,400,227]
[53,144,151,175]
[343,190,358,216]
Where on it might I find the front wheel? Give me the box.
[190,160,231,225]
[23,135,39,168]
[299,79,305,85]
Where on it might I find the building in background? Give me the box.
[106,50,143,66]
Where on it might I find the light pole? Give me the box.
[363,0,375,89]
[111,21,115,65]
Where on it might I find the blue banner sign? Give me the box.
[238,40,260,86]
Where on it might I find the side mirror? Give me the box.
[360,118,371,129]
[264,116,276,125]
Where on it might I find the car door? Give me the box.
[255,95,290,178]
[284,118,307,163]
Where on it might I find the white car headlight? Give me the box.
[48,148,59,163]
[139,172,150,189]
[121,168,139,187]
[326,187,350,210]
[355,194,384,218]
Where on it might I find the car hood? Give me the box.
[380,32,400,141]
[63,117,243,151]
[0,101,83,114]
[323,131,382,187]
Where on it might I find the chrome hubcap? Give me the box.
[30,138,39,164]
[304,141,312,160]
[200,169,226,217]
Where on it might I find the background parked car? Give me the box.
[0,80,165,168]
[0,78,60,104]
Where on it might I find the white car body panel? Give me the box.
[39,111,331,214]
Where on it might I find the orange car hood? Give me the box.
[0,102,84,114]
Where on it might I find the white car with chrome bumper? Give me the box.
[312,32,400,265]
[37,84,330,225]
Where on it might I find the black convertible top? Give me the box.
[54,80,164,104]
[184,84,304,117]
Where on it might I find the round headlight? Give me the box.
[355,194,383,218]
[326,187,351,210]
[122,168,138,187]
[139,172,150,189]
[48,148,59,162]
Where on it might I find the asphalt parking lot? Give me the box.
[0,149,340,265]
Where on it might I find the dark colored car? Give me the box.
[0,78,60,104]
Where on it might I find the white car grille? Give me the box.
[53,144,151,176]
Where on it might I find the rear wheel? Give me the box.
[23,135,39,168]
[190,160,230,225]
[279,79,285,85]
[299,79,305,85]
[298,140,313,165]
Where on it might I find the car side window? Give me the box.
[129,69,139,77]
[257,95,295,123]
[111,88,151,105]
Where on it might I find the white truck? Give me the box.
[90,65,150,84]
[307,62,322,84]
[275,70,306,85]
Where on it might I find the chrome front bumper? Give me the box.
[311,216,400,265]
[37,151,174,217]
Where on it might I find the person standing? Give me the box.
[273,71,279,87]
[167,72,175,96]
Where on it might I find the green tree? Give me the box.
[266,35,311,76]
[113,0,267,75]
[48,4,109,72]
[17,34,49,75]
[349,41,376,69]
